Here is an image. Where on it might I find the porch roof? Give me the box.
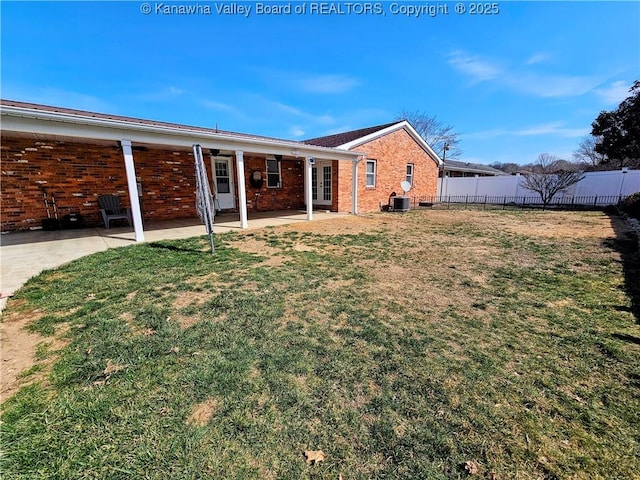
[0,99,362,162]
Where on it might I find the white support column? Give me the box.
[306,157,313,221]
[352,159,360,215]
[235,150,248,229]
[120,140,144,242]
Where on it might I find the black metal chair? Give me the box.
[98,195,132,229]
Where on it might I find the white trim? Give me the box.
[266,156,282,188]
[336,121,441,167]
[352,159,359,215]
[120,140,144,242]
[406,163,415,186]
[306,157,313,221]
[235,150,248,229]
[211,155,235,210]
[365,159,377,188]
[2,105,362,162]
[313,161,333,206]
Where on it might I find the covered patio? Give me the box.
[1,100,363,239]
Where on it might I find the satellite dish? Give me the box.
[400,181,412,194]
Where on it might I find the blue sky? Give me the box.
[2,1,639,164]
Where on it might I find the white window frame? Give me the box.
[406,163,414,186]
[365,160,376,187]
[266,157,281,188]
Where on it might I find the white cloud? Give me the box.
[448,49,603,98]
[289,126,305,138]
[515,121,587,138]
[253,68,360,94]
[594,80,630,105]
[316,114,336,125]
[465,122,587,140]
[526,53,551,65]
[447,51,501,83]
[269,101,307,116]
[463,128,508,140]
[201,99,242,114]
[508,73,602,98]
[298,74,360,94]
[136,86,186,102]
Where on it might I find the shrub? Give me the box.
[620,192,640,219]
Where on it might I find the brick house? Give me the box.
[305,121,441,212]
[1,100,441,240]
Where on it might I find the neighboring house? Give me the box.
[1,100,441,238]
[441,160,506,177]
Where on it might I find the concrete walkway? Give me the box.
[0,211,345,309]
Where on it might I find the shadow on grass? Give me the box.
[605,213,640,324]
[148,242,206,254]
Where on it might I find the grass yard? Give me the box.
[1,209,639,479]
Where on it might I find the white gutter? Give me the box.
[1,104,363,162]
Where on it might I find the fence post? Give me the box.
[465,194,469,208]
[593,195,598,208]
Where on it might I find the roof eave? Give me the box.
[336,120,442,166]
[1,104,362,162]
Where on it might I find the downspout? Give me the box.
[352,156,363,215]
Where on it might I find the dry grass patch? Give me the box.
[279,214,384,235]
[233,235,287,265]
[186,397,220,426]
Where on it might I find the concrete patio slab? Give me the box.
[1,210,345,310]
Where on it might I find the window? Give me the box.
[266,158,281,188]
[214,161,231,194]
[366,160,376,187]
[406,163,414,185]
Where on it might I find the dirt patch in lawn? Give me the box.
[186,397,220,426]
[0,302,62,403]
[279,214,385,235]
[234,236,287,266]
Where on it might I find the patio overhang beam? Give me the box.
[1,108,361,162]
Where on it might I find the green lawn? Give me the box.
[2,210,639,479]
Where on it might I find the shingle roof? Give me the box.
[444,160,506,176]
[0,99,301,145]
[303,121,402,148]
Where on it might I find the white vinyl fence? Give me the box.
[433,169,640,206]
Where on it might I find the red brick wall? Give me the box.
[336,128,439,213]
[1,135,199,231]
[0,135,308,231]
[242,156,306,212]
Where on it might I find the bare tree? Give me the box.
[522,153,585,206]
[396,110,462,159]
[490,162,527,174]
[572,135,606,168]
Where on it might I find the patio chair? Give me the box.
[98,195,132,229]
